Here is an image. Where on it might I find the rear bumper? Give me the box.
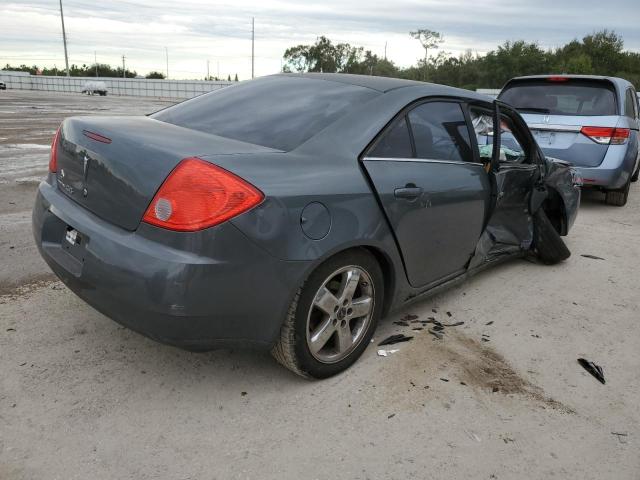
[33,180,309,350]
[573,144,637,190]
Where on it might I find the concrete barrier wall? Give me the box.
[0,71,232,99]
[476,88,501,98]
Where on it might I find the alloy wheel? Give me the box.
[305,266,375,363]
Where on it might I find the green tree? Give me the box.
[409,29,444,81]
[145,71,165,79]
[283,36,365,73]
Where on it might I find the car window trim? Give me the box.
[361,156,486,167]
[625,88,637,120]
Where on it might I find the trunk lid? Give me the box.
[521,113,619,167]
[55,116,279,230]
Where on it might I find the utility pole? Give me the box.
[122,55,126,78]
[165,46,169,80]
[58,0,70,77]
[384,41,387,60]
[94,51,98,77]
[217,60,220,80]
[207,59,210,80]
[251,17,255,79]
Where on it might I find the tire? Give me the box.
[605,178,631,206]
[271,249,384,379]
[532,209,571,265]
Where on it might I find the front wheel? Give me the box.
[271,249,384,378]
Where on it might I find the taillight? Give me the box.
[142,157,264,232]
[49,126,61,173]
[581,126,629,145]
[547,76,569,82]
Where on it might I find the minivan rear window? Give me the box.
[152,76,379,151]
[499,79,617,116]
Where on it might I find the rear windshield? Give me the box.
[152,76,379,151]
[499,79,617,116]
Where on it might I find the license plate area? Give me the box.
[62,226,87,263]
[533,130,554,145]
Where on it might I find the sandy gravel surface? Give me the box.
[1,90,639,480]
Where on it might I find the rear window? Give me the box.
[499,79,617,116]
[152,76,379,151]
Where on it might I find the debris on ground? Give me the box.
[581,254,605,260]
[464,430,482,442]
[577,358,605,384]
[611,432,628,444]
[393,321,409,326]
[446,311,453,317]
[401,314,419,321]
[378,334,413,346]
[387,413,396,419]
[428,329,443,339]
[485,321,494,326]
[377,349,400,357]
[441,321,464,327]
[440,378,449,382]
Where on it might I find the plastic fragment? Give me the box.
[377,349,399,357]
[578,358,605,384]
[429,329,443,339]
[378,334,413,346]
[581,254,605,260]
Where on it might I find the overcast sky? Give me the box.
[1,0,639,80]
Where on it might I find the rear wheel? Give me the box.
[271,249,383,379]
[605,178,631,206]
[532,209,571,265]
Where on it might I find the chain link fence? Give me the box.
[0,71,232,99]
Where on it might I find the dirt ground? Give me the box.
[1,90,639,480]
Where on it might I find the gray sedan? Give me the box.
[499,75,640,206]
[33,74,580,378]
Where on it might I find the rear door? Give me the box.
[499,78,619,167]
[362,100,490,288]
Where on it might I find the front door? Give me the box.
[468,102,540,267]
[362,100,490,288]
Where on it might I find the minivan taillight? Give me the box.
[49,126,61,173]
[581,126,629,145]
[142,157,264,232]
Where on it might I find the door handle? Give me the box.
[394,186,423,199]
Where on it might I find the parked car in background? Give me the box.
[81,81,108,96]
[33,74,580,378]
[499,75,640,206]
[0,80,6,90]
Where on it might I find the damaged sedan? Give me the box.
[32,74,580,378]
